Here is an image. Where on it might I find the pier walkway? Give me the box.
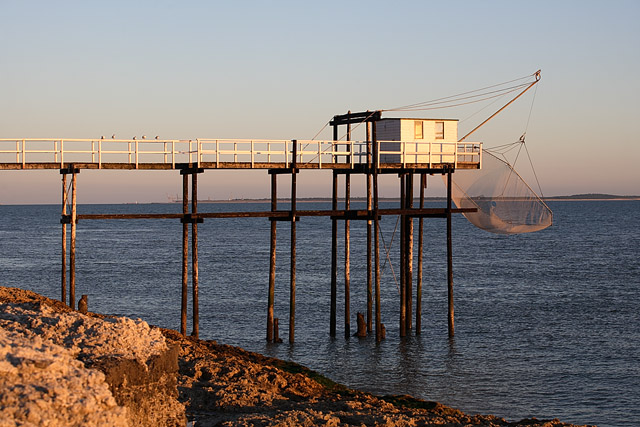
[0,138,481,171]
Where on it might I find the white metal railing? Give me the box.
[0,138,482,169]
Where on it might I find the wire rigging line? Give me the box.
[385,83,531,112]
[379,216,401,295]
[384,72,536,112]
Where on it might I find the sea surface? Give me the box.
[1,200,638,426]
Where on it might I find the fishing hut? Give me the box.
[0,110,483,343]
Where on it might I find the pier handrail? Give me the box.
[0,138,482,169]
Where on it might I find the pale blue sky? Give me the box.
[1,0,639,203]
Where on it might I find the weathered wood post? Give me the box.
[180,172,189,336]
[191,170,201,339]
[61,172,67,305]
[344,119,351,338]
[366,122,373,333]
[373,122,382,342]
[416,173,426,333]
[406,172,414,332]
[289,140,297,344]
[330,137,338,336]
[69,169,77,310]
[447,166,455,337]
[267,172,277,342]
[399,173,406,337]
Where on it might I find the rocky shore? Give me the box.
[0,287,591,426]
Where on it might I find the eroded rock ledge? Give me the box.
[0,287,591,426]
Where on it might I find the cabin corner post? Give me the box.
[447,166,455,337]
[267,171,277,343]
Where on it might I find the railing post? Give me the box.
[98,140,102,169]
[172,141,176,169]
[54,141,58,164]
[22,139,25,168]
[318,141,322,169]
[61,140,64,167]
[197,139,201,168]
[135,140,139,168]
[251,140,254,168]
[216,140,219,167]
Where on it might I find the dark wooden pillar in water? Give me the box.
[289,140,298,344]
[180,173,189,336]
[191,171,200,339]
[366,122,373,333]
[344,120,351,338]
[267,172,277,342]
[329,131,338,336]
[373,123,383,342]
[405,172,414,333]
[61,173,67,305]
[416,173,426,333]
[447,167,455,337]
[69,170,77,310]
[400,175,406,332]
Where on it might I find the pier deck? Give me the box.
[0,138,481,170]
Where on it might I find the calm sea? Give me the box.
[1,200,638,426]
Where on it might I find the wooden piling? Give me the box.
[191,171,200,339]
[344,118,351,338]
[373,123,382,342]
[406,172,413,332]
[399,173,406,337]
[416,173,426,333]
[289,140,297,344]
[69,171,77,310]
[366,123,373,333]
[61,173,67,305]
[267,172,277,342]
[447,167,455,337]
[181,173,188,336]
[330,169,338,337]
[344,171,351,338]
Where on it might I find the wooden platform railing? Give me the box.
[0,138,481,169]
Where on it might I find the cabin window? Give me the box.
[435,121,444,139]
[414,121,423,139]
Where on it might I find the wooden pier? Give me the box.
[0,111,481,342]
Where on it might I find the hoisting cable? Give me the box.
[379,216,401,295]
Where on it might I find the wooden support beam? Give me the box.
[191,171,200,339]
[181,173,189,336]
[373,123,382,342]
[344,119,351,339]
[399,174,406,337]
[406,172,414,332]
[61,173,67,306]
[344,171,351,339]
[447,167,455,337]
[416,173,426,333]
[330,170,338,337]
[289,140,297,344]
[69,171,77,310]
[366,122,373,333]
[267,172,277,343]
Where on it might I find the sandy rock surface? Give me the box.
[0,287,591,427]
[163,329,590,427]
